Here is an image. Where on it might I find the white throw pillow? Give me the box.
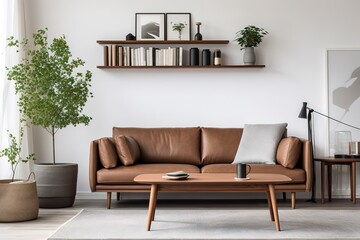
[232,123,288,165]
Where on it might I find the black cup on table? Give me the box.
[236,163,251,179]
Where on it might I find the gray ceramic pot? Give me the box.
[34,163,78,208]
[0,180,39,222]
[243,47,256,65]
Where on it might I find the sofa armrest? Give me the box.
[301,139,313,192]
[89,140,101,192]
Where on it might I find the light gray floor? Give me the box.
[1,198,360,240]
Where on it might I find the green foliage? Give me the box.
[6,28,93,164]
[235,25,268,49]
[0,120,35,182]
[172,22,187,39]
[172,22,186,32]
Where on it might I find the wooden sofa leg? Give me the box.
[291,192,296,209]
[107,192,111,209]
[117,192,121,201]
[282,192,287,201]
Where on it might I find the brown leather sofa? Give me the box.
[89,127,312,209]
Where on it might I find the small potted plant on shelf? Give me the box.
[172,22,187,40]
[6,28,93,208]
[234,25,268,65]
[0,120,38,222]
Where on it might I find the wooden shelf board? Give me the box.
[97,65,265,69]
[97,40,230,45]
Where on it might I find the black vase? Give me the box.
[202,49,211,66]
[190,48,200,66]
[194,24,203,40]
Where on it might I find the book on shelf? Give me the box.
[103,46,184,67]
[108,45,111,66]
[178,47,183,66]
[118,46,123,66]
[124,46,130,66]
[130,48,135,66]
[103,46,109,66]
[111,45,117,66]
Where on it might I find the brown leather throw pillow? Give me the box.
[276,137,302,169]
[98,137,118,169]
[114,135,141,166]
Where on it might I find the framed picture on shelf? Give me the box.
[135,13,165,41]
[166,13,191,40]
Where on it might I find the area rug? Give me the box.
[48,208,360,240]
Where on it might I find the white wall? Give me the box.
[24,0,360,198]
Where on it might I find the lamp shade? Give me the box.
[298,102,308,119]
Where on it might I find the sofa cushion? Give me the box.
[114,135,141,166]
[232,123,288,165]
[97,163,200,184]
[201,163,305,183]
[98,137,118,169]
[277,137,302,169]
[201,128,243,165]
[113,127,201,165]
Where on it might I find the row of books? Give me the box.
[103,45,184,67]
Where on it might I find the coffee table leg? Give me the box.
[147,184,158,231]
[268,184,281,231]
[266,190,274,221]
[151,186,158,221]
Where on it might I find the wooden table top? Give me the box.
[134,173,292,185]
[314,156,360,163]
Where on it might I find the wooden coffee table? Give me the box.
[134,173,292,232]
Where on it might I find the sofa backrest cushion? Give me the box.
[98,137,118,169]
[276,137,302,168]
[201,128,243,165]
[113,127,201,165]
[114,135,141,166]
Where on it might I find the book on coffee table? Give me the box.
[162,171,189,180]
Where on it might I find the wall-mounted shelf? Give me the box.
[97,39,265,69]
[97,65,265,69]
[97,40,229,45]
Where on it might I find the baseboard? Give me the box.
[76,192,107,199]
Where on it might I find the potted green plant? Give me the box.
[6,28,93,208]
[0,121,38,222]
[234,25,268,65]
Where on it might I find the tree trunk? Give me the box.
[52,126,56,165]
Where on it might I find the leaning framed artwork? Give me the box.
[135,13,165,40]
[326,49,360,155]
[166,13,191,40]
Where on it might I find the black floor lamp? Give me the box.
[298,102,360,202]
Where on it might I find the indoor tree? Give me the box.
[0,120,35,182]
[6,28,93,165]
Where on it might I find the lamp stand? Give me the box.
[307,109,316,203]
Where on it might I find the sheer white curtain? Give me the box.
[0,0,32,180]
